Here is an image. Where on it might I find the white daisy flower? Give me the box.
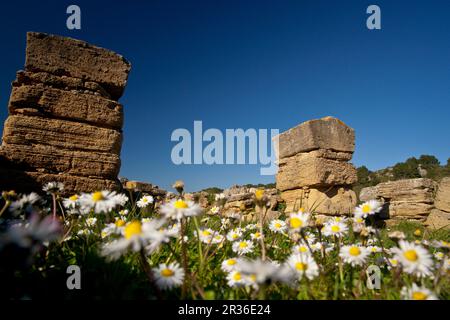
[236,258,283,284]
[77,228,92,237]
[9,192,40,216]
[160,199,202,221]
[288,212,310,231]
[339,245,370,266]
[269,219,287,233]
[292,244,312,255]
[232,240,254,255]
[250,231,263,241]
[391,240,434,278]
[79,191,125,214]
[401,283,438,300]
[153,262,184,290]
[221,258,240,272]
[198,228,215,244]
[136,195,154,208]
[85,217,97,228]
[367,245,382,254]
[209,206,220,215]
[226,229,243,242]
[119,209,129,217]
[211,234,224,244]
[245,224,258,231]
[43,182,64,194]
[226,270,246,287]
[101,219,166,260]
[434,252,444,261]
[355,200,383,218]
[63,194,79,209]
[322,221,348,238]
[286,253,319,280]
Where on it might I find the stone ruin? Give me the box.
[275,116,357,215]
[0,32,131,195]
[360,177,450,229]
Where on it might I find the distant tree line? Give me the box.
[354,155,450,196]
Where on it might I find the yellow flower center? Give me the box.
[202,230,211,236]
[124,221,142,239]
[404,250,418,262]
[227,259,236,266]
[331,225,340,233]
[69,195,78,201]
[253,232,261,238]
[299,246,308,253]
[362,204,371,214]
[161,268,174,277]
[275,223,282,229]
[142,198,148,203]
[356,218,363,223]
[174,200,188,209]
[412,291,427,300]
[233,272,242,281]
[255,189,264,200]
[92,192,104,202]
[295,262,308,271]
[250,274,257,281]
[232,233,238,239]
[290,217,303,229]
[239,242,248,248]
[115,219,126,227]
[349,247,361,256]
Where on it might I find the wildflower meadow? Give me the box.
[0,181,448,300]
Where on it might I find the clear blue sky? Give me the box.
[0,0,449,192]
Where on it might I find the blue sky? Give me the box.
[0,0,449,192]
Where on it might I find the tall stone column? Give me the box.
[0,32,131,195]
[276,116,357,215]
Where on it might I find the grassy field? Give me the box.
[0,186,448,300]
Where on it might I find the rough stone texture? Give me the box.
[25,32,131,100]
[435,177,450,213]
[2,115,122,154]
[359,186,378,202]
[277,152,357,191]
[276,117,357,215]
[0,168,120,195]
[0,32,130,194]
[358,178,439,223]
[274,116,355,159]
[281,187,357,215]
[9,84,123,129]
[0,143,119,179]
[14,71,112,99]
[376,178,436,203]
[424,209,450,230]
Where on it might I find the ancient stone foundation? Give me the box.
[360,177,450,229]
[0,32,131,194]
[275,117,357,215]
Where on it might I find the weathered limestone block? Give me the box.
[435,177,450,213]
[424,208,450,230]
[0,143,120,179]
[9,84,123,129]
[0,168,120,194]
[25,32,131,99]
[388,202,435,218]
[14,71,111,99]
[281,187,357,215]
[277,153,357,191]
[376,178,436,203]
[359,186,378,202]
[2,115,122,154]
[275,116,355,159]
